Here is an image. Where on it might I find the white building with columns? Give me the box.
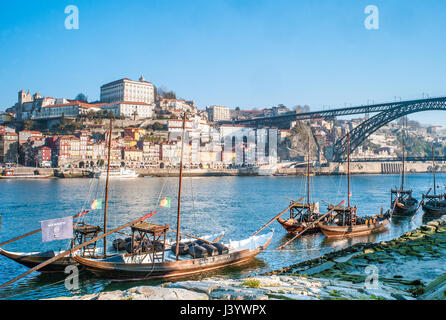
[98,101,154,119]
[100,76,155,104]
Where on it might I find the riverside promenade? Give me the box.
[5,160,445,178]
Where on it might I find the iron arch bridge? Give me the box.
[333,97,446,162]
[220,96,446,163]
[220,97,446,126]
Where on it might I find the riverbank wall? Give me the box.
[279,160,446,176]
[6,160,445,178]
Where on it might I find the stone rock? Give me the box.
[168,280,222,294]
[209,288,268,300]
[97,291,125,300]
[427,221,440,227]
[303,262,336,275]
[95,286,209,300]
[418,273,446,300]
[270,293,317,300]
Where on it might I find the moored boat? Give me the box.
[0,222,102,272]
[0,119,114,274]
[318,206,390,238]
[391,189,419,217]
[74,231,273,280]
[0,248,76,272]
[390,126,418,217]
[277,203,322,234]
[422,195,446,216]
[421,145,446,217]
[94,166,139,178]
[277,137,327,235]
[0,169,50,179]
[318,133,391,238]
[74,113,274,281]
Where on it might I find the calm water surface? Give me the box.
[0,172,444,300]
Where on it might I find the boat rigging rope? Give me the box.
[81,174,96,213]
[243,200,274,233]
[188,171,198,236]
[64,176,100,252]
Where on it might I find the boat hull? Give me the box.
[393,199,419,217]
[277,218,320,235]
[74,236,272,281]
[96,174,139,179]
[0,249,77,273]
[422,203,446,216]
[0,175,50,180]
[318,220,389,238]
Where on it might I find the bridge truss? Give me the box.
[333,98,446,162]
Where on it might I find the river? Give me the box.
[0,173,443,299]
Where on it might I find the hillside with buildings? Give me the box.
[1,75,446,170]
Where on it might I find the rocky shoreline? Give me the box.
[49,217,446,300]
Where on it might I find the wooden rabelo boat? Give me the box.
[318,133,391,238]
[0,222,101,272]
[318,205,390,239]
[422,146,446,216]
[74,113,273,281]
[74,225,272,280]
[0,118,117,272]
[422,194,446,216]
[277,137,328,235]
[277,203,321,234]
[390,142,418,217]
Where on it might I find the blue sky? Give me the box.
[1,0,446,126]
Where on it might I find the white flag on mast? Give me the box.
[41,216,74,243]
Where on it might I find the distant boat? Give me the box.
[257,164,277,176]
[94,166,139,179]
[318,206,390,238]
[318,133,391,238]
[422,145,446,216]
[390,135,418,217]
[0,169,50,180]
[277,137,327,235]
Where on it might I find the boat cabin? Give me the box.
[422,194,446,201]
[289,202,319,222]
[327,205,359,226]
[391,189,413,203]
[72,222,102,257]
[129,222,169,263]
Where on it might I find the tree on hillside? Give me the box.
[157,87,177,99]
[152,122,165,131]
[23,119,35,130]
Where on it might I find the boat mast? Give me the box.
[175,113,187,261]
[432,145,436,196]
[401,131,405,192]
[347,133,351,208]
[103,117,113,257]
[307,135,310,206]
[401,118,407,191]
